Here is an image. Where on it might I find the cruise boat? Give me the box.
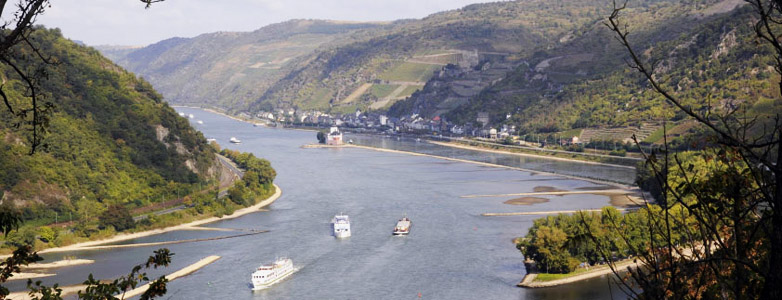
[393,216,411,235]
[229,137,241,144]
[250,258,295,290]
[332,214,351,238]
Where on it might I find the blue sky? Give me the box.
[38,0,495,46]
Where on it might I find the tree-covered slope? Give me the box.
[0,28,219,223]
[103,20,385,112]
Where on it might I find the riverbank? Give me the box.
[35,183,281,255]
[7,255,221,300]
[345,144,633,190]
[428,140,637,169]
[518,259,640,288]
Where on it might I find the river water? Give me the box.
[10,108,631,299]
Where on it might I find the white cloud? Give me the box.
[36,0,495,45]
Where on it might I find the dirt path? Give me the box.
[342,83,373,104]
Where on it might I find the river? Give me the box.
[9,108,631,299]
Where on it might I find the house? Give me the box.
[327,127,343,145]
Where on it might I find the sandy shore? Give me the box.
[7,256,221,300]
[518,259,640,288]
[428,140,637,169]
[36,183,280,255]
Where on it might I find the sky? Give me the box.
[37,0,495,46]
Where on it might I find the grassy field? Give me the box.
[559,128,583,139]
[370,84,400,98]
[297,87,334,109]
[396,85,424,98]
[534,268,591,282]
[378,62,441,82]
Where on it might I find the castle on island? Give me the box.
[327,126,343,145]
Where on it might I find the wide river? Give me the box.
[12,108,632,299]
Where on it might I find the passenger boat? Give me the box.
[251,258,295,290]
[229,137,241,144]
[393,216,411,235]
[332,214,351,238]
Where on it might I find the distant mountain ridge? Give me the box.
[105,0,761,136]
[101,19,387,112]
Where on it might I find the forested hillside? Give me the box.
[0,28,218,226]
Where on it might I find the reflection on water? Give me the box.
[5,108,631,299]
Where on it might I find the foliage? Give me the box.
[98,205,135,232]
[220,149,276,207]
[316,131,326,144]
[519,207,651,274]
[0,28,219,236]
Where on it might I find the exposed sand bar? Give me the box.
[35,184,280,255]
[344,145,631,189]
[462,189,629,198]
[518,259,640,288]
[482,209,629,216]
[7,256,221,300]
[7,272,55,281]
[122,255,221,299]
[26,259,94,269]
[427,140,638,169]
[75,230,268,251]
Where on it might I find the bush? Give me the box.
[99,205,136,232]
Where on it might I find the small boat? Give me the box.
[229,137,242,144]
[206,138,216,142]
[332,214,351,238]
[251,258,296,290]
[253,123,263,127]
[348,139,354,144]
[178,112,185,117]
[188,114,195,119]
[393,216,411,236]
[415,138,421,142]
[197,120,204,125]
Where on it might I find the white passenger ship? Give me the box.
[251,258,295,290]
[393,216,411,235]
[332,214,351,238]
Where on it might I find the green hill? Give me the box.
[0,28,219,227]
